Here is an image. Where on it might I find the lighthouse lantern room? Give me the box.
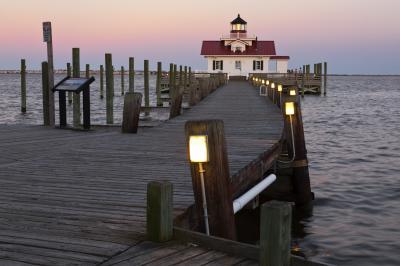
[201,14,290,79]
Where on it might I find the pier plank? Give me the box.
[0,81,283,265]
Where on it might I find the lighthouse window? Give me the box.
[213,60,224,70]
[253,60,264,71]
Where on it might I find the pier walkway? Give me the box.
[0,81,283,265]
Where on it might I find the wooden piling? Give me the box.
[169,63,174,98]
[184,66,188,91]
[129,57,134,93]
[184,120,236,240]
[20,59,26,113]
[67,63,72,104]
[156,62,162,106]
[144,60,150,116]
[260,201,292,266]
[282,95,313,206]
[100,65,104,99]
[105,53,114,124]
[169,64,182,119]
[72,48,81,128]
[122,92,142,133]
[324,62,327,95]
[43,22,55,126]
[146,181,173,242]
[121,66,125,95]
[41,62,50,125]
[85,64,90,78]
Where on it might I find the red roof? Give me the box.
[201,40,276,56]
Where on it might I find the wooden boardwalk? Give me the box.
[0,81,283,265]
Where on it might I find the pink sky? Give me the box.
[1,0,400,74]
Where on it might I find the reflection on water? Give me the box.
[0,75,399,265]
[298,76,400,266]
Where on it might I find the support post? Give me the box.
[156,62,162,106]
[100,65,104,99]
[105,53,114,124]
[129,57,134,93]
[147,181,173,242]
[260,201,292,266]
[168,63,174,98]
[122,92,142,133]
[20,59,26,113]
[85,64,90,78]
[169,64,183,119]
[43,22,55,126]
[121,66,125,95]
[72,48,81,128]
[41,62,50,125]
[282,95,313,206]
[324,62,327,95]
[184,120,236,240]
[67,63,72,104]
[144,60,150,116]
[184,66,188,91]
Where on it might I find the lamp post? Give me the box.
[289,88,296,96]
[277,84,283,107]
[189,135,210,235]
[271,82,276,103]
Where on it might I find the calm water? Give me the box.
[0,73,164,125]
[299,76,400,266]
[0,75,399,265]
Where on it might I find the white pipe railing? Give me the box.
[233,174,276,214]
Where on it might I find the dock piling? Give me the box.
[324,62,327,95]
[72,48,81,128]
[20,59,26,113]
[121,66,125,96]
[105,53,114,124]
[146,181,173,242]
[85,64,90,78]
[185,120,236,240]
[41,62,50,125]
[156,62,162,106]
[260,201,292,266]
[122,92,142,133]
[129,57,134,93]
[144,60,150,116]
[100,65,104,99]
[67,63,72,104]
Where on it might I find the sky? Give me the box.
[1,0,400,74]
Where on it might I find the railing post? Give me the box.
[260,201,292,266]
[121,66,125,96]
[185,120,236,240]
[324,62,327,95]
[146,181,173,242]
[100,64,104,99]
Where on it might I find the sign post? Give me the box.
[43,21,55,126]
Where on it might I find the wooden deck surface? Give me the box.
[0,81,283,265]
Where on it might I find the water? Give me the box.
[298,76,400,266]
[0,73,164,125]
[0,75,399,265]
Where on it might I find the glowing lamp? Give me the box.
[278,85,283,92]
[189,135,209,163]
[262,80,265,84]
[289,89,296,96]
[255,78,258,82]
[266,80,270,85]
[285,102,295,116]
[271,83,275,89]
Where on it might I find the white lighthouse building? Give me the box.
[201,14,290,79]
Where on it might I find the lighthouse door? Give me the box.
[235,60,242,75]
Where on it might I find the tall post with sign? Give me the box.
[43,22,55,126]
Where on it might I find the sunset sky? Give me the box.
[1,0,399,74]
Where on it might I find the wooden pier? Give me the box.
[0,80,283,265]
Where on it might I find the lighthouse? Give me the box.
[201,14,290,79]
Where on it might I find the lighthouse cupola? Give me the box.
[230,14,247,33]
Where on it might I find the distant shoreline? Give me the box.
[0,70,398,77]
